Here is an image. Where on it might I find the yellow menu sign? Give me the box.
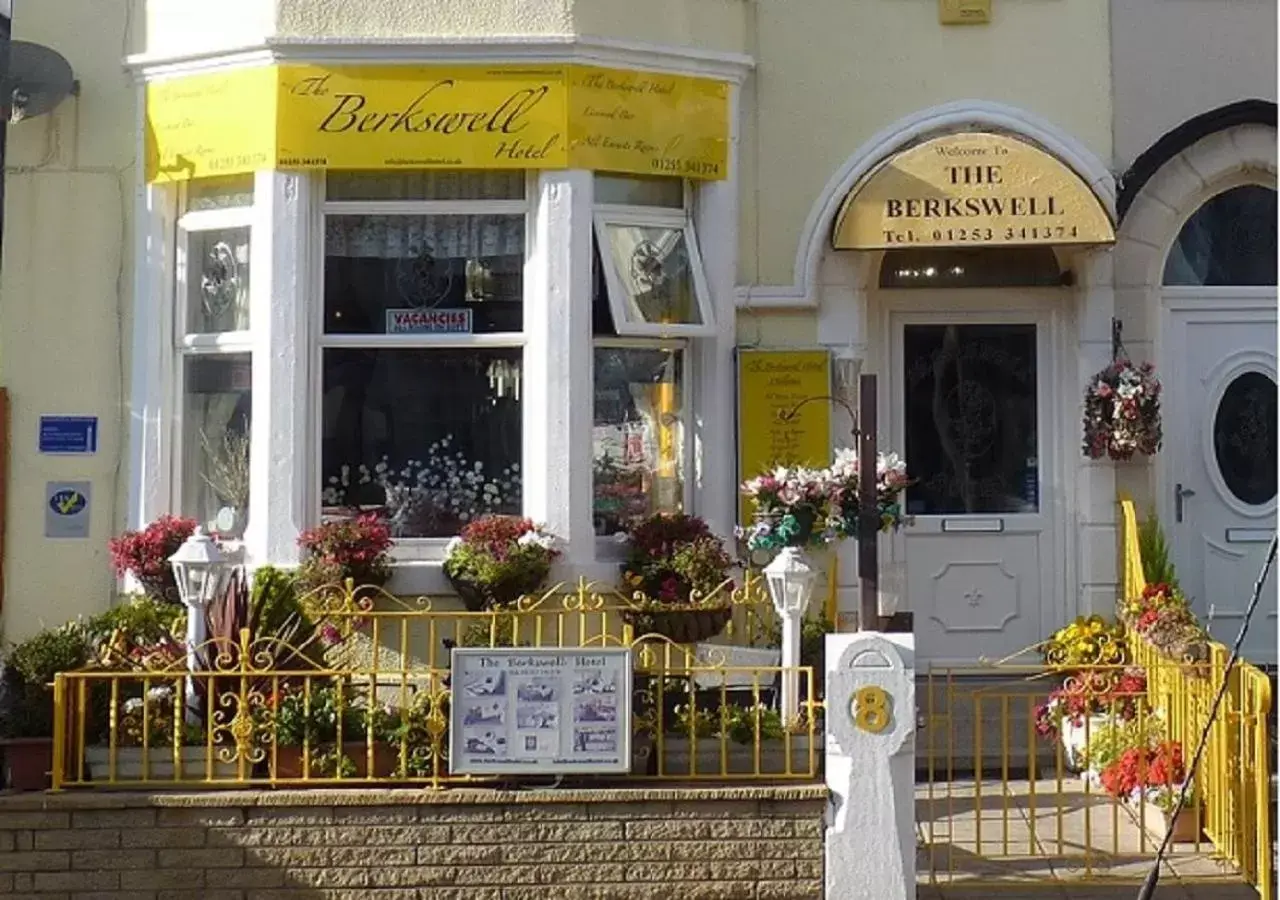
[831,132,1115,250]
[146,63,729,183]
[736,349,832,525]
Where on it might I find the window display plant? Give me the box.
[0,623,92,790]
[296,514,393,595]
[442,515,561,612]
[619,513,736,644]
[108,515,198,604]
[1082,358,1162,461]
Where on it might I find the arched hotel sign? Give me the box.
[831,132,1115,250]
[145,63,729,183]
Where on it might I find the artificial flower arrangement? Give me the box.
[443,515,561,612]
[1118,581,1210,665]
[321,437,520,537]
[1082,359,1162,461]
[109,515,198,604]
[296,514,394,594]
[739,450,911,554]
[619,513,736,644]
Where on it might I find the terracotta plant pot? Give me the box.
[1,737,53,791]
[621,606,733,644]
[445,567,550,613]
[271,742,399,780]
[1140,802,1202,844]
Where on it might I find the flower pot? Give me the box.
[659,736,816,776]
[271,742,399,780]
[1137,802,1202,843]
[1058,714,1109,772]
[622,606,733,644]
[85,746,241,783]
[1,737,53,791]
[445,567,550,613]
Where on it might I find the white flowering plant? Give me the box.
[738,450,912,553]
[1082,359,1162,461]
[321,435,520,537]
[442,516,561,610]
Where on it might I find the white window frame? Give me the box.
[592,204,716,339]
[591,180,703,556]
[171,188,255,537]
[312,172,533,560]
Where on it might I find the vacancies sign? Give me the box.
[145,63,729,183]
[831,132,1115,250]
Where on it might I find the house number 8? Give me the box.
[853,685,890,734]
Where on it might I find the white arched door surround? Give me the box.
[1114,123,1278,663]
[789,101,1119,659]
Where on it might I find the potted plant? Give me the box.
[619,513,736,644]
[1035,665,1147,773]
[442,516,560,612]
[1082,358,1162,461]
[268,679,397,780]
[108,515,198,604]
[1100,740,1201,843]
[296,514,393,596]
[663,703,820,776]
[1118,581,1210,666]
[0,623,91,790]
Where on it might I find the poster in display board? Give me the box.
[449,647,633,775]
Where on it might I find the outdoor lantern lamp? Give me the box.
[764,546,819,724]
[169,527,232,723]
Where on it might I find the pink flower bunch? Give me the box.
[1082,359,1162,461]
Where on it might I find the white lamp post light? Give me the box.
[764,545,819,724]
[169,527,232,724]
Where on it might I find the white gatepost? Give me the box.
[824,632,916,900]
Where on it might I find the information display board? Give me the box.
[735,348,832,525]
[449,648,633,775]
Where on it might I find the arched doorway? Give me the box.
[818,125,1117,664]
[1161,183,1277,661]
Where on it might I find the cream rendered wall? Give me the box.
[1111,0,1276,169]
[738,0,1113,290]
[0,0,137,640]
[144,0,275,57]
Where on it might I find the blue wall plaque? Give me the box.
[39,416,98,454]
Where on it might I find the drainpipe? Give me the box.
[0,1,11,265]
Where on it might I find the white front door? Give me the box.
[889,307,1058,665]
[1166,299,1277,664]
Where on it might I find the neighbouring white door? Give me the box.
[890,309,1057,665]
[1166,301,1277,664]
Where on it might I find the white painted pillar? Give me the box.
[524,170,595,568]
[125,179,176,533]
[693,84,742,541]
[825,631,916,900]
[1073,249,1119,617]
[242,170,312,569]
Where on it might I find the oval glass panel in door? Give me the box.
[1212,371,1278,506]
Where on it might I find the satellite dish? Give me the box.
[1,40,78,125]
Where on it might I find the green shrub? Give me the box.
[1138,514,1179,591]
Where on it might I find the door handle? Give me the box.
[1175,484,1196,523]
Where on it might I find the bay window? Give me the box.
[174,175,254,539]
[318,171,527,540]
[591,175,703,538]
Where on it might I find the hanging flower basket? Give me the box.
[620,606,734,645]
[1082,359,1162,461]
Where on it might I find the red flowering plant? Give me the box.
[108,515,199,603]
[1082,358,1162,461]
[442,515,560,611]
[621,513,735,609]
[1034,666,1148,742]
[1100,740,1191,812]
[296,514,393,595]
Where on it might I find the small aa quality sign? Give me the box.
[45,481,91,539]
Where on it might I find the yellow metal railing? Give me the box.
[1121,498,1273,899]
[50,573,824,790]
